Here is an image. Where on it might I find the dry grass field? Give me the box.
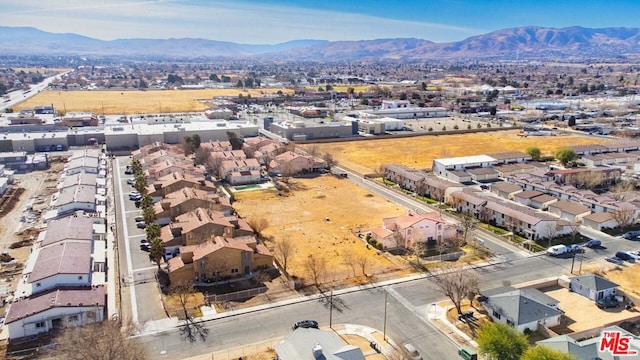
[232,175,412,285]
[14,88,293,114]
[304,131,608,174]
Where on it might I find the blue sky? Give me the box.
[0,0,639,44]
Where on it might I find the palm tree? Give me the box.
[130,159,142,175]
[142,206,156,225]
[145,223,161,243]
[134,173,147,195]
[149,237,165,271]
[140,194,153,210]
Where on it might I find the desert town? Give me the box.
[0,57,639,360]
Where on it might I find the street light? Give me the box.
[383,291,388,342]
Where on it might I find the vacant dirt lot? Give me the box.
[604,264,640,298]
[232,175,412,286]
[14,88,293,114]
[306,130,608,174]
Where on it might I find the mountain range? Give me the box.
[1,25,640,60]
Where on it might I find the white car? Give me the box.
[625,251,640,260]
[127,178,135,185]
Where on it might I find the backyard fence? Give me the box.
[206,286,268,303]
[422,251,464,262]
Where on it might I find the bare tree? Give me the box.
[413,240,426,265]
[53,320,149,360]
[459,212,478,244]
[193,147,211,166]
[392,229,405,250]
[373,164,387,179]
[170,281,209,343]
[273,236,295,272]
[569,223,581,243]
[322,152,337,170]
[342,251,357,277]
[205,154,224,178]
[432,264,479,315]
[612,206,635,230]
[541,222,559,248]
[610,180,635,201]
[415,179,428,197]
[203,257,229,283]
[247,217,269,239]
[305,255,326,287]
[355,252,369,276]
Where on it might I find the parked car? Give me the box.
[140,240,150,245]
[136,221,147,229]
[605,257,624,265]
[622,231,640,240]
[292,320,319,330]
[127,178,136,185]
[403,343,423,360]
[125,167,133,175]
[134,215,144,222]
[139,244,149,251]
[128,191,140,197]
[626,252,640,261]
[597,296,620,309]
[130,194,142,201]
[567,244,584,253]
[615,251,635,262]
[585,239,601,248]
[546,245,568,257]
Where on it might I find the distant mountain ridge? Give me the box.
[1,25,639,60]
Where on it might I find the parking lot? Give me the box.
[543,285,639,333]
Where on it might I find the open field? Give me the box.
[305,130,609,174]
[604,264,640,298]
[232,175,412,285]
[13,88,293,114]
[305,85,371,93]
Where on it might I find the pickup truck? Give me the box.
[596,296,620,309]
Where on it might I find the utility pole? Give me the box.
[383,290,388,342]
[329,291,333,329]
[570,253,576,274]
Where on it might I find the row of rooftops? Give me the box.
[5,150,109,327]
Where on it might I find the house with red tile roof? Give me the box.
[168,235,273,284]
[371,210,457,251]
[146,171,217,198]
[219,158,261,185]
[153,187,231,226]
[160,208,253,253]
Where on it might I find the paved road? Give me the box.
[0,71,70,111]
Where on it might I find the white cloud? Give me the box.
[0,0,482,43]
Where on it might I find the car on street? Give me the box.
[136,221,147,229]
[292,320,319,330]
[566,244,584,253]
[597,296,620,309]
[615,251,635,262]
[585,239,601,248]
[626,251,640,261]
[622,231,640,240]
[605,256,624,265]
[403,343,423,360]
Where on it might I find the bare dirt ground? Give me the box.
[0,163,64,318]
[232,175,413,287]
[306,130,608,174]
[14,88,293,114]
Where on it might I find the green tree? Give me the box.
[140,194,153,210]
[325,84,333,91]
[555,147,576,167]
[142,206,156,225]
[134,174,147,195]
[236,79,244,88]
[209,74,220,82]
[567,116,576,127]
[477,322,528,360]
[130,159,142,175]
[145,223,161,243]
[526,146,541,161]
[148,236,165,270]
[226,131,243,150]
[521,346,575,360]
